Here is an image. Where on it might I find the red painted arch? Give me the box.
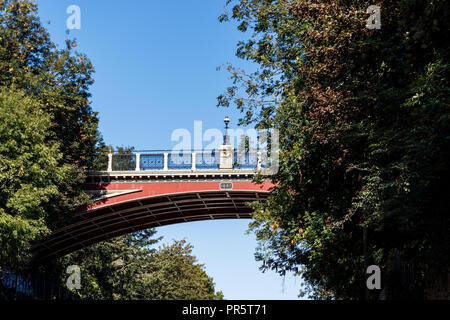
[33,179,275,263]
[85,180,274,210]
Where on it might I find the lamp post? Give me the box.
[223,116,230,145]
[219,116,234,169]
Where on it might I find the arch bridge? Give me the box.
[33,147,276,263]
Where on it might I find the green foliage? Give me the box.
[139,239,224,300]
[0,88,73,269]
[0,1,225,301]
[0,0,105,170]
[59,232,223,300]
[0,2,224,301]
[0,0,103,271]
[220,0,449,299]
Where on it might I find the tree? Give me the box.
[139,240,224,300]
[0,0,105,171]
[0,87,76,270]
[0,0,106,273]
[59,232,223,300]
[219,0,449,299]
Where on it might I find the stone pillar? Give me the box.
[135,153,140,171]
[191,152,196,171]
[107,153,113,172]
[219,144,234,170]
[257,151,262,171]
[163,153,169,171]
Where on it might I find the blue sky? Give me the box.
[35,0,302,299]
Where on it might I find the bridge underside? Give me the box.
[33,190,269,263]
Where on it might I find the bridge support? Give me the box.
[107,153,113,172]
[163,152,169,171]
[192,152,196,171]
[219,144,234,169]
[135,153,141,171]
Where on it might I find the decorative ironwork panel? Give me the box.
[168,152,192,170]
[140,154,164,170]
[234,151,258,169]
[196,150,219,170]
[95,153,109,171]
[112,154,136,171]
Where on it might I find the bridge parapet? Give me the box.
[104,149,269,173]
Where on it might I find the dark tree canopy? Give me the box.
[59,231,224,300]
[219,0,449,299]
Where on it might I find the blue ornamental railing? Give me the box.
[195,150,220,170]
[105,149,269,172]
[140,153,164,170]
